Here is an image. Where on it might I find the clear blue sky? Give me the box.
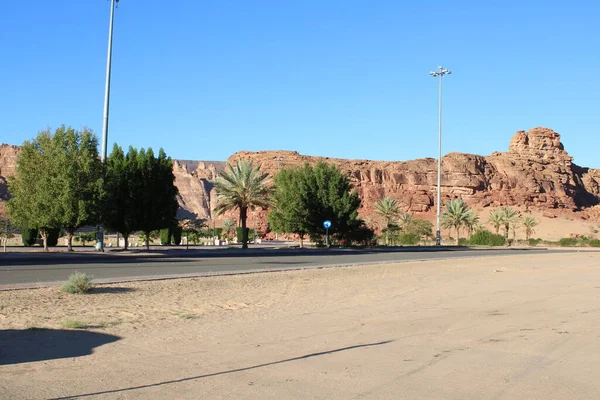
[2,1,599,166]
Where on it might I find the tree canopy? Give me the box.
[213,160,270,249]
[269,162,364,245]
[7,126,102,250]
[102,145,179,250]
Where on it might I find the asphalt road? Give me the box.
[0,247,575,287]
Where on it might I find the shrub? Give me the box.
[528,238,542,247]
[469,230,506,246]
[21,228,39,246]
[558,237,578,247]
[346,225,376,246]
[47,228,61,247]
[589,239,600,247]
[160,228,171,245]
[458,238,469,246]
[398,233,419,245]
[236,227,250,242]
[61,272,93,294]
[172,226,183,246]
[75,232,96,246]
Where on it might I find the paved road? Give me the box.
[0,247,576,287]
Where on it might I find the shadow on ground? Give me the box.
[0,328,121,366]
[47,340,393,400]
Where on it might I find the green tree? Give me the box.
[74,232,96,247]
[374,197,400,245]
[102,145,179,250]
[222,219,235,239]
[521,216,538,240]
[135,148,179,250]
[268,162,363,246]
[464,210,481,236]
[499,206,517,239]
[404,219,434,243]
[441,199,474,245]
[269,168,310,247]
[7,126,102,251]
[301,162,362,244]
[488,209,504,234]
[213,160,270,249]
[102,145,138,250]
[398,213,414,232]
[0,215,16,252]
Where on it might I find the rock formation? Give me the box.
[2,127,600,229]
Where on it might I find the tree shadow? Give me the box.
[0,328,121,366]
[48,340,393,399]
[90,287,136,294]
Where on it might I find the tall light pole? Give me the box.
[101,0,118,162]
[96,0,119,252]
[430,66,451,246]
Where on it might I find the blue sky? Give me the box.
[2,1,599,166]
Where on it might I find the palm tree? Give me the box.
[521,216,538,241]
[374,197,400,245]
[398,213,414,232]
[464,210,481,237]
[213,160,270,249]
[488,209,504,234]
[222,219,235,239]
[441,199,473,245]
[499,206,517,239]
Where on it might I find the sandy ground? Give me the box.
[1,252,600,399]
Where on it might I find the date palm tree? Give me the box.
[374,197,400,245]
[465,210,481,237]
[441,199,473,245]
[521,216,538,241]
[499,206,517,239]
[488,209,504,235]
[213,160,270,249]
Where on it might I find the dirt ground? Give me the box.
[1,252,600,399]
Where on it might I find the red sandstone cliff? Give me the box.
[2,127,600,225]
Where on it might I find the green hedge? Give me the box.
[398,233,419,245]
[46,228,61,247]
[528,238,542,247]
[160,228,171,245]
[469,230,506,246]
[172,226,182,246]
[558,237,578,247]
[589,239,600,247]
[21,228,39,246]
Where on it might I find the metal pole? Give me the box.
[101,0,116,162]
[430,66,450,246]
[436,73,443,246]
[97,0,118,252]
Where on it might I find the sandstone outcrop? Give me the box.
[227,128,600,224]
[2,127,600,229]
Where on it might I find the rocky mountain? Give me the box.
[2,127,600,230]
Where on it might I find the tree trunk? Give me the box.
[123,233,129,250]
[240,207,248,249]
[41,230,48,251]
[145,231,150,250]
[456,226,460,246]
[299,234,304,248]
[67,231,74,252]
[186,232,189,250]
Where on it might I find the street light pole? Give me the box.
[96,0,119,252]
[430,66,451,246]
[101,0,118,162]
